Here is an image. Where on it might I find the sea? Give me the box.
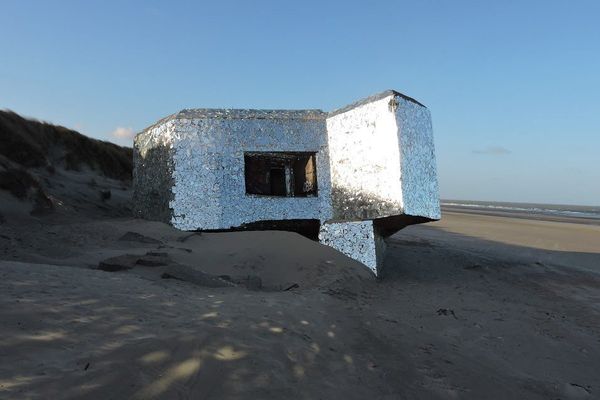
[441,200,600,221]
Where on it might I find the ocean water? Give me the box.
[441,200,600,221]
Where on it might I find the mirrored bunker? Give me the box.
[133,90,440,275]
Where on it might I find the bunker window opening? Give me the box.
[244,152,318,197]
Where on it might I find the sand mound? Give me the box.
[164,229,374,289]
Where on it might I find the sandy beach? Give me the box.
[1,206,599,399]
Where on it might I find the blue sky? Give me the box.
[1,1,599,205]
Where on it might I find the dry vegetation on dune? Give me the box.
[0,110,133,218]
[0,110,132,180]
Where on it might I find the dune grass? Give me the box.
[0,110,132,180]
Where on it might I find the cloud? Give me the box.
[472,146,511,155]
[111,127,135,140]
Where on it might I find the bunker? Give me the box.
[133,90,440,274]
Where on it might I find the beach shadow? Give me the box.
[0,261,376,400]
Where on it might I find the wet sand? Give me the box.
[441,204,600,226]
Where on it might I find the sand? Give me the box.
[1,205,599,399]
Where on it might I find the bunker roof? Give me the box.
[177,108,326,120]
[328,90,426,118]
[138,90,425,135]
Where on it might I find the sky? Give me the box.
[1,0,599,206]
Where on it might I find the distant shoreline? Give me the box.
[441,205,600,226]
